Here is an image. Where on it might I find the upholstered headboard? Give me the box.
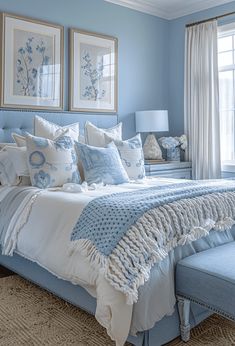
[0,110,118,143]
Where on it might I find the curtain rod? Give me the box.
[186,10,235,28]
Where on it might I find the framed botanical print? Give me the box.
[70,29,118,113]
[0,13,64,110]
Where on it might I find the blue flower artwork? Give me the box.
[14,29,53,98]
[80,43,111,102]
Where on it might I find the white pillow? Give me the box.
[12,133,26,147]
[12,129,83,147]
[0,150,19,186]
[85,121,122,147]
[6,146,29,177]
[26,133,81,189]
[0,143,17,150]
[34,116,79,141]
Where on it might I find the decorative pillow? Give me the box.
[85,121,122,147]
[34,116,79,141]
[0,150,19,186]
[54,129,86,181]
[105,134,145,180]
[12,130,84,147]
[75,141,129,185]
[0,143,17,150]
[6,146,29,177]
[26,134,81,189]
[13,128,85,182]
[12,133,26,147]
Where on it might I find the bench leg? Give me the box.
[177,296,191,342]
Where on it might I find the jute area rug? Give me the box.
[0,275,234,346]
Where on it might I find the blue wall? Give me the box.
[168,1,235,136]
[1,0,235,138]
[0,0,169,139]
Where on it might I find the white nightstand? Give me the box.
[145,162,192,179]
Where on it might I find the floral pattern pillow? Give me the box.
[26,134,81,189]
[105,134,145,180]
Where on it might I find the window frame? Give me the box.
[218,22,235,171]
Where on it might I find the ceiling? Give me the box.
[104,0,234,19]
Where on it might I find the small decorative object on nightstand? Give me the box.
[135,110,169,160]
[159,135,188,162]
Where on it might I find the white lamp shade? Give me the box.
[135,110,169,133]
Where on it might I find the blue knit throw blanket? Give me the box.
[71,180,235,303]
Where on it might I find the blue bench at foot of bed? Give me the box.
[176,241,235,342]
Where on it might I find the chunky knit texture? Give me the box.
[71,180,235,304]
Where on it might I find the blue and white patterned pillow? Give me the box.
[26,134,81,189]
[105,134,145,180]
[75,141,129,185]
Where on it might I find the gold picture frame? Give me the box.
[69,28,118,113]
[0,12,64,110]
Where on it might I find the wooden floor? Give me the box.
[0,265,14,278]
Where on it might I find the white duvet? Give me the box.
[2,177,179,346]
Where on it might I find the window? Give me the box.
[218,23,235,164]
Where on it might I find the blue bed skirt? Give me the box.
[0,251,211,346]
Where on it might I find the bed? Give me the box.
[0,109,235,346]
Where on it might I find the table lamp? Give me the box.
[135,110,169,160]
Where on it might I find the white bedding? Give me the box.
[2,177,179,346]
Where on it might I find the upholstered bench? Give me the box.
[175,242,235,342]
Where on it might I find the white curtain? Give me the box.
[184,20,221,180]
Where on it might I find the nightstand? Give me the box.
[145,162,192,179]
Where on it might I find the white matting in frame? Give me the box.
[70,29,118,113]
[1,13,64,110]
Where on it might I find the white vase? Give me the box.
[143,134,163,160]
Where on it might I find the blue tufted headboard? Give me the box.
[0,110,118,143]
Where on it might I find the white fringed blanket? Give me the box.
[71,180,235,304]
